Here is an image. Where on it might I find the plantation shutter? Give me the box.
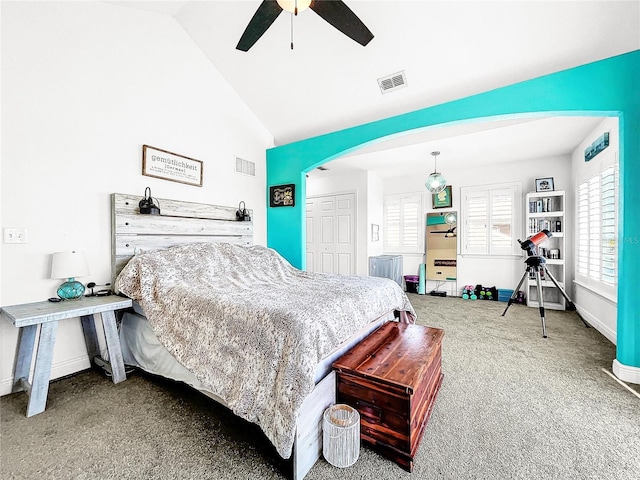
[464,191,488,254]
[588,175,601,280]
[462,184,520,256]
[385,197,401,247]
[576,155,618,296]
[383,194,422,252]
[577,182,589,277]
[490,189,514,254]
[601,165,617,284]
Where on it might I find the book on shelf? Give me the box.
[528,196,560,214]
[528,217,562,234]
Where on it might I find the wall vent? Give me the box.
[377,70,407,94]
[235,156,255,177]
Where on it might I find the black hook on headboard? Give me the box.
[236,201,251,222]
[139,187,161,215]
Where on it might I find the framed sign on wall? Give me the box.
[142,145,203,187]
[432,185,452,209]
[270,184,295,207]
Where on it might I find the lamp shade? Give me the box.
[51,251,89,280]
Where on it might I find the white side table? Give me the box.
[1,295,132,417]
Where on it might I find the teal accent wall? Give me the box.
[267,51,640,370]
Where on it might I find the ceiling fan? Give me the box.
[430,226,457,238]
[236,0,374,52]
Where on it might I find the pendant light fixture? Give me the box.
[425,151,447,194]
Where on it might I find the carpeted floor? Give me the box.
[1,294,639,479]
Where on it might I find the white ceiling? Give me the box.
[314,115,605,179]
[111,1,639,176]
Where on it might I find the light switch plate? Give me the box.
[3,228,28,244]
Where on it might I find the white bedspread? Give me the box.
[115,242,415,458]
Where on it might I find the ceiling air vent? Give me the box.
[377,70,407,94]
[235,156,255,177]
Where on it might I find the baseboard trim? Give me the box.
[0,377,14,397]
[575,305,617,345]
[612,360,640,385]
[0,355,91,397]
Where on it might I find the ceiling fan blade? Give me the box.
[310,0,374,46]
[236,0,283,52]
[431,227,456,234]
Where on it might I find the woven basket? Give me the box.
[322,404,360,468]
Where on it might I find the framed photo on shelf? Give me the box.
[535,177,555,192]
[432,185,452,209]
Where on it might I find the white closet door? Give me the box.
[306,193,355,275]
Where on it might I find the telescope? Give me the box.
[502,228,587,337]
[518,229,551,255]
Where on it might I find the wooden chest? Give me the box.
[332,322,444,472]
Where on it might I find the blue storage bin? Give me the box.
[498,289,514,302]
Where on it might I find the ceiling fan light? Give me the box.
[426,172,447,194]
[277,0,312,14]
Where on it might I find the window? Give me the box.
[383,193,422,253]
[576,159,618,298]
[461,183,521,256]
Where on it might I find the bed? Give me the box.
[111,193,416,479]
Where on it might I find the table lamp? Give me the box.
[51,251,90,299]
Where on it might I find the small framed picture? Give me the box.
[270,184,295,207]
[432,185,452,209]
[371,224,380,242]
[535,177,555,192]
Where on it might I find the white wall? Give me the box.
[0,2,273,395]
[367,172,384,258]
[570,117,619,343]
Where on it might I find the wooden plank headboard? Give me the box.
[111,193,253,283]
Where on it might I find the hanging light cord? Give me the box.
[290,0,298,50]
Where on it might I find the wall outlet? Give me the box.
[3,228,28,244]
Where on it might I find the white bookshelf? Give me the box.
[525,190,565,310]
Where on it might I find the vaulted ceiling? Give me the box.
[112,1,639,176]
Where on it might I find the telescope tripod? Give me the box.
[501,255,588,337]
